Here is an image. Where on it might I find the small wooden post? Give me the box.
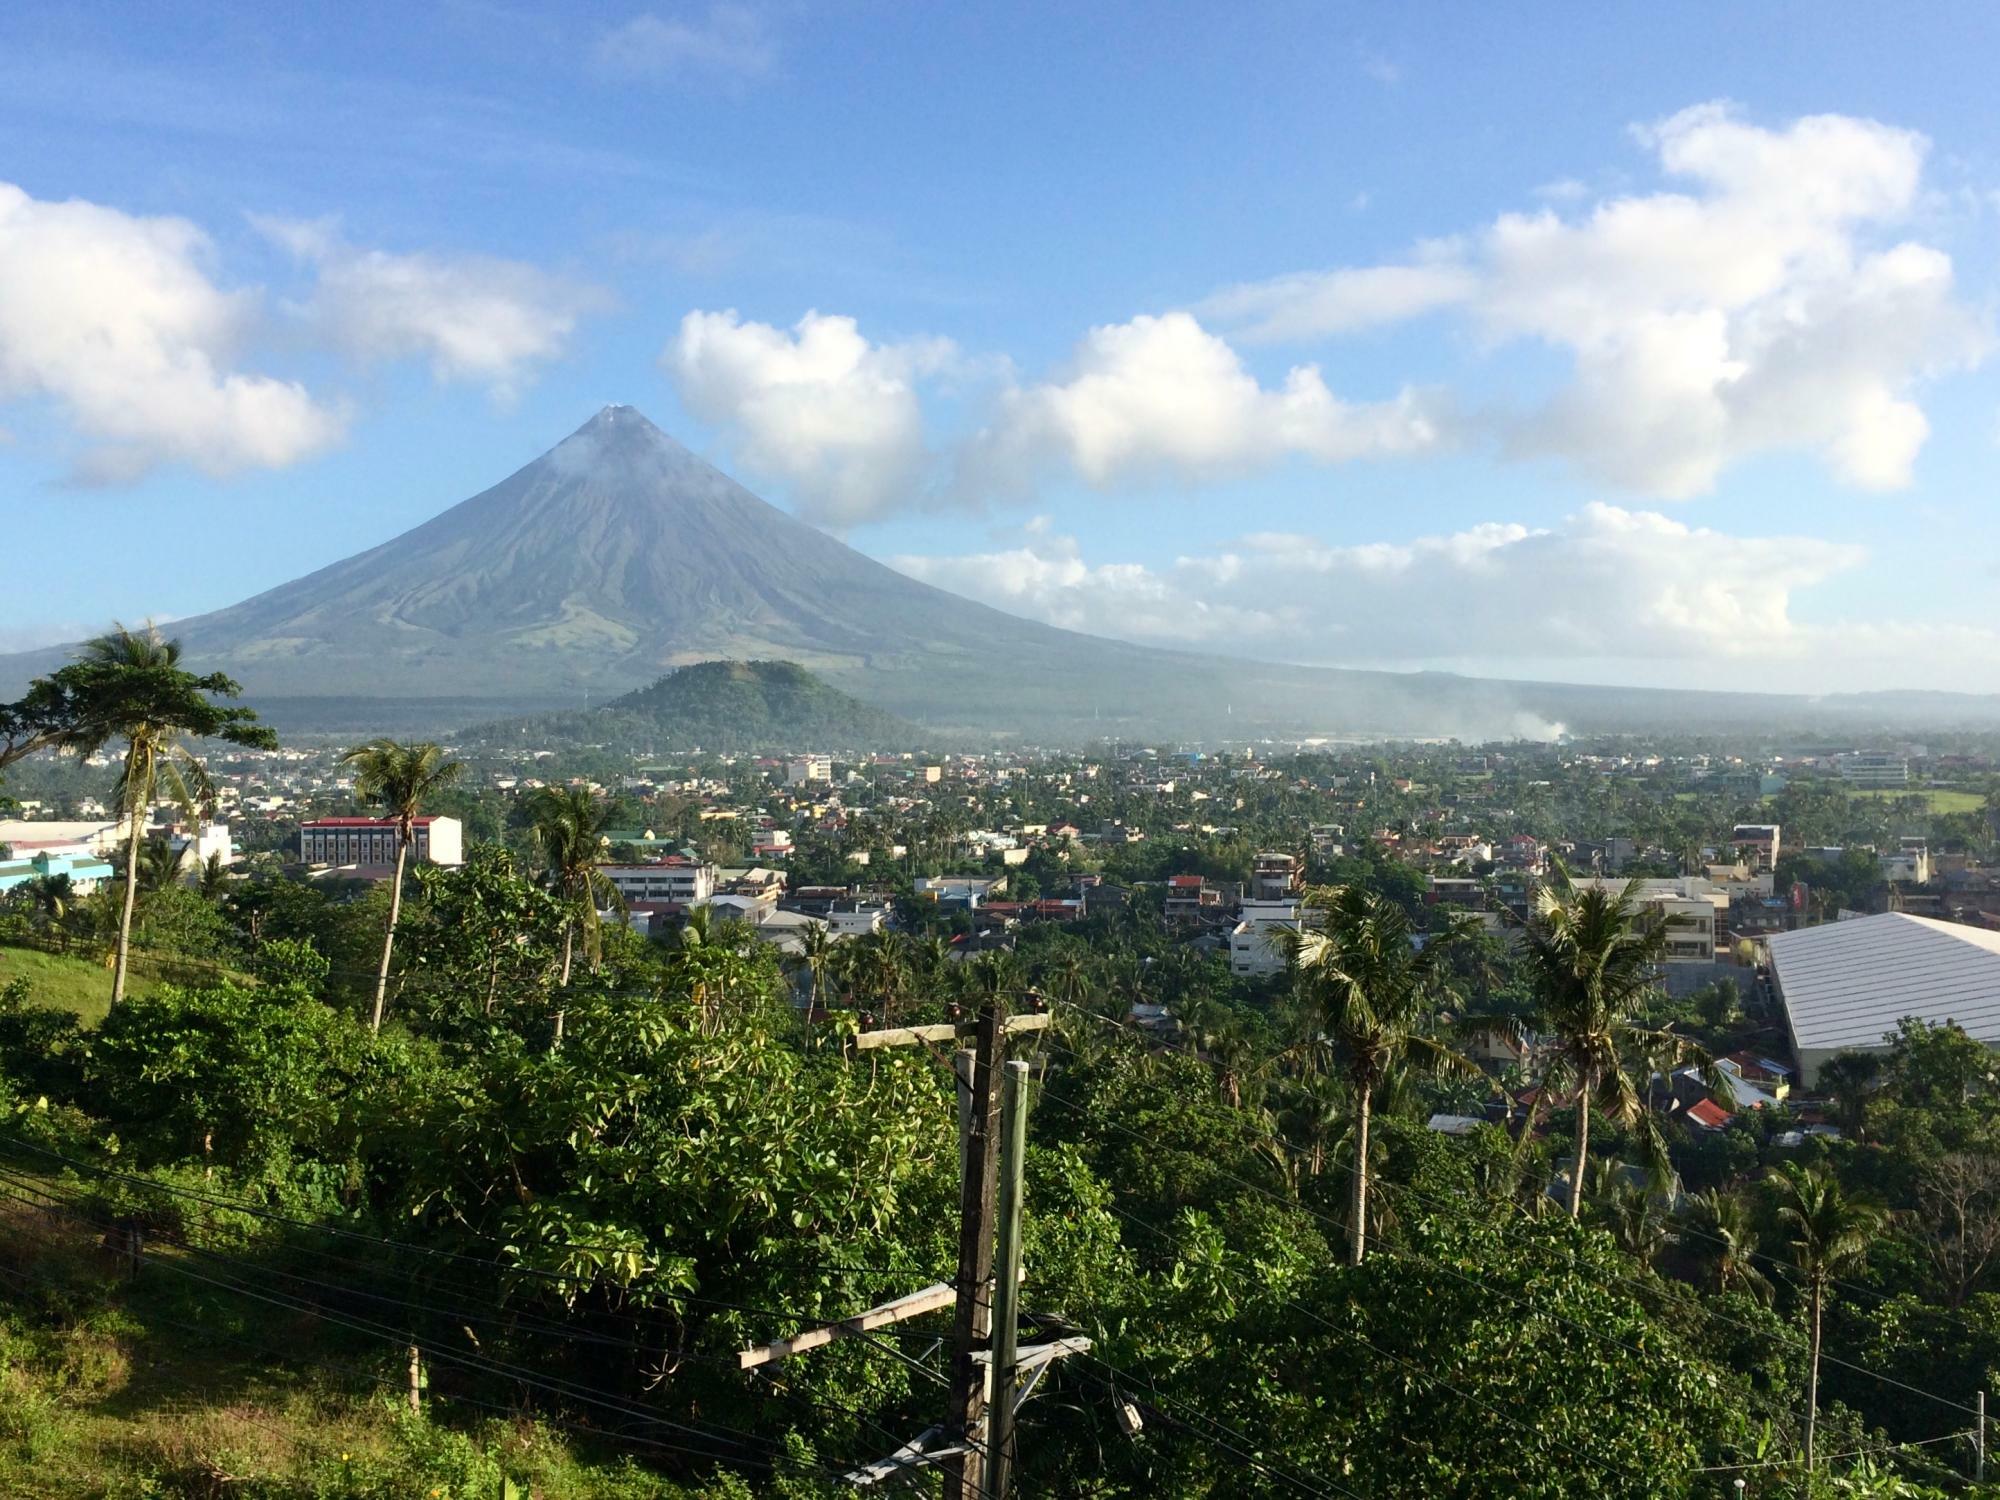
[408,1344,423,1414]
[1977,1389,1987,1483]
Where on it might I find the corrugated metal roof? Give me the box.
[1768,913,2000,1052]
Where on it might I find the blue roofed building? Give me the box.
[0,850,116,896]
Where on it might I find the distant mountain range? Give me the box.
[4,406,1996,742]
[465,659,925,752]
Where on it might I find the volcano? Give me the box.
[5,406,1976,740]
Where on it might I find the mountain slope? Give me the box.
[467,660,925,751]
[5,406,1994,741]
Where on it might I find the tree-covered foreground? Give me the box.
[4,642,2000,1497]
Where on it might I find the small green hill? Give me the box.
[463,659,926,752]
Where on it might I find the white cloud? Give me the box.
[595,6,775,82]
[259,217,604,399]
[667,306,1443,515]
[663,309,957,526]
[890,502,2000,690]
[1201,257,1474,343]
[0,182,342,483]
[1203,103,1991,496]
[966,311,1445,493]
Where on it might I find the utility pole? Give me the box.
[744,1002,1073,1490]
[984,1059,1032,1499]
[942,999,1006,1500]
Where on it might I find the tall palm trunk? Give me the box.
[370,836,409,1034]
[1568,1076,1592,1219]
[552,922,575,1052]
[1805,1282,1823,1467]
[1349,1080,1372,1266]
[110,786,145,1009]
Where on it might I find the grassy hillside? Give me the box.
[0,1196,709,1498]
[463,658,927,752]
[0,947,172,1028]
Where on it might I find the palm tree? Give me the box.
[1282,885,1476,1265]
[1770,1162,1886,1468]
[1517,868,1710,1218]
[196,851,231,899]
[135,836,182,896]
[848,930,911,1025]
[17,873,75,946]
[1817,1052,1882,1139]
[792,920,838,1010]
[1679,1188,1773,1301]
[58,625,274,1009]
[1041,948,1092,1013]
[526,785,617,988]
[341,739,462,1033]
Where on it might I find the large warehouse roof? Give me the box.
[1768,913,2000,1055]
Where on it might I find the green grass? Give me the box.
[0,946,165,1028]
[0,1199,691,1499]
[1847,788,1987,814]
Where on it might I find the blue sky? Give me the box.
[2,1,1997,691]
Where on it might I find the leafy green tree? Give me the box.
[88,982,363,1171]
[1769,1161,1887,1468]
[341,739,463,1032]
[52,626,274,1009]
[1282,884,1474,1263]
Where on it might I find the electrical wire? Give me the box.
[1049,1008,1987,1422]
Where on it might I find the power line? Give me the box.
[0,1132,944,1341]
[1035,1013,1986,1460]
[0,1175,821,1477]
[1049,1008,1986,1419]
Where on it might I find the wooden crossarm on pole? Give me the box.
[852,1012,1050,1051]
[738,1282,955,1370]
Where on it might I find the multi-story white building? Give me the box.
[1229,899,1306,978]
[786,755,832,786]
[1840,754,1909,789]
[1730,824,1782,873]
[1572,875,1720,962]
[600,859,716,908]
[299,816,463,869]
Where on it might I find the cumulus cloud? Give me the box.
[891,503,1918,682]
[669,306,1440,517]
[0,181,342,483]
[663,308,957,526]
[965,311,1446,495]
[1203,103,1991,496]
[258,217,604,399]
[594,6,776,82]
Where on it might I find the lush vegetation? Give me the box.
[5,646,2000,1496]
